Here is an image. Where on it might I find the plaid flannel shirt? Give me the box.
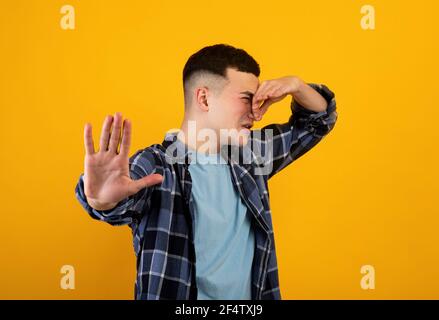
[75,83,338,300]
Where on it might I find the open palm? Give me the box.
[83,112,163,210]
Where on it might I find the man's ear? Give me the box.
[195,87,209,112]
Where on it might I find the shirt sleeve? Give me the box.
[250,83,338,179]
[74,148,158,226]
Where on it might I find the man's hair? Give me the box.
[182,44,260,108]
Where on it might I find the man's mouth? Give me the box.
[241,123,253,130]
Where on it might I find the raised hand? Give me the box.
[83,112,163,210]
[252,76,302,121]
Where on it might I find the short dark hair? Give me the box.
[182,44,260,107]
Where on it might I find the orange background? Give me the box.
[0,0,438,299]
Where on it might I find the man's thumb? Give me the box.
[134,174,163,192]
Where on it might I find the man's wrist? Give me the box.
[87,198,118,211]
[288,76,305,96]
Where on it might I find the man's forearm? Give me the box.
[290,77,328,113]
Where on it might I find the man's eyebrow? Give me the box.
[239,91,255,97]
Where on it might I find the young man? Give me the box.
[75,44,338,300]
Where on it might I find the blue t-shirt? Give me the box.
[186,146,255,300]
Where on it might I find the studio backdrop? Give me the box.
[0,0,438,299]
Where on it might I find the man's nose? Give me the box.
[248,113,255,120]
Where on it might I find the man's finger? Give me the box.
[119,118,131,156]
[253,94,270,120]
[252,96,263,110]
[108,112,122,154]
[253,81,270,107]
[253,85,273,117]
[99,115,113,152]
[84,123,95,155]
[252,93,263,110]
[252,95,266,117]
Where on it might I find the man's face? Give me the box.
[207,67,259,146]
